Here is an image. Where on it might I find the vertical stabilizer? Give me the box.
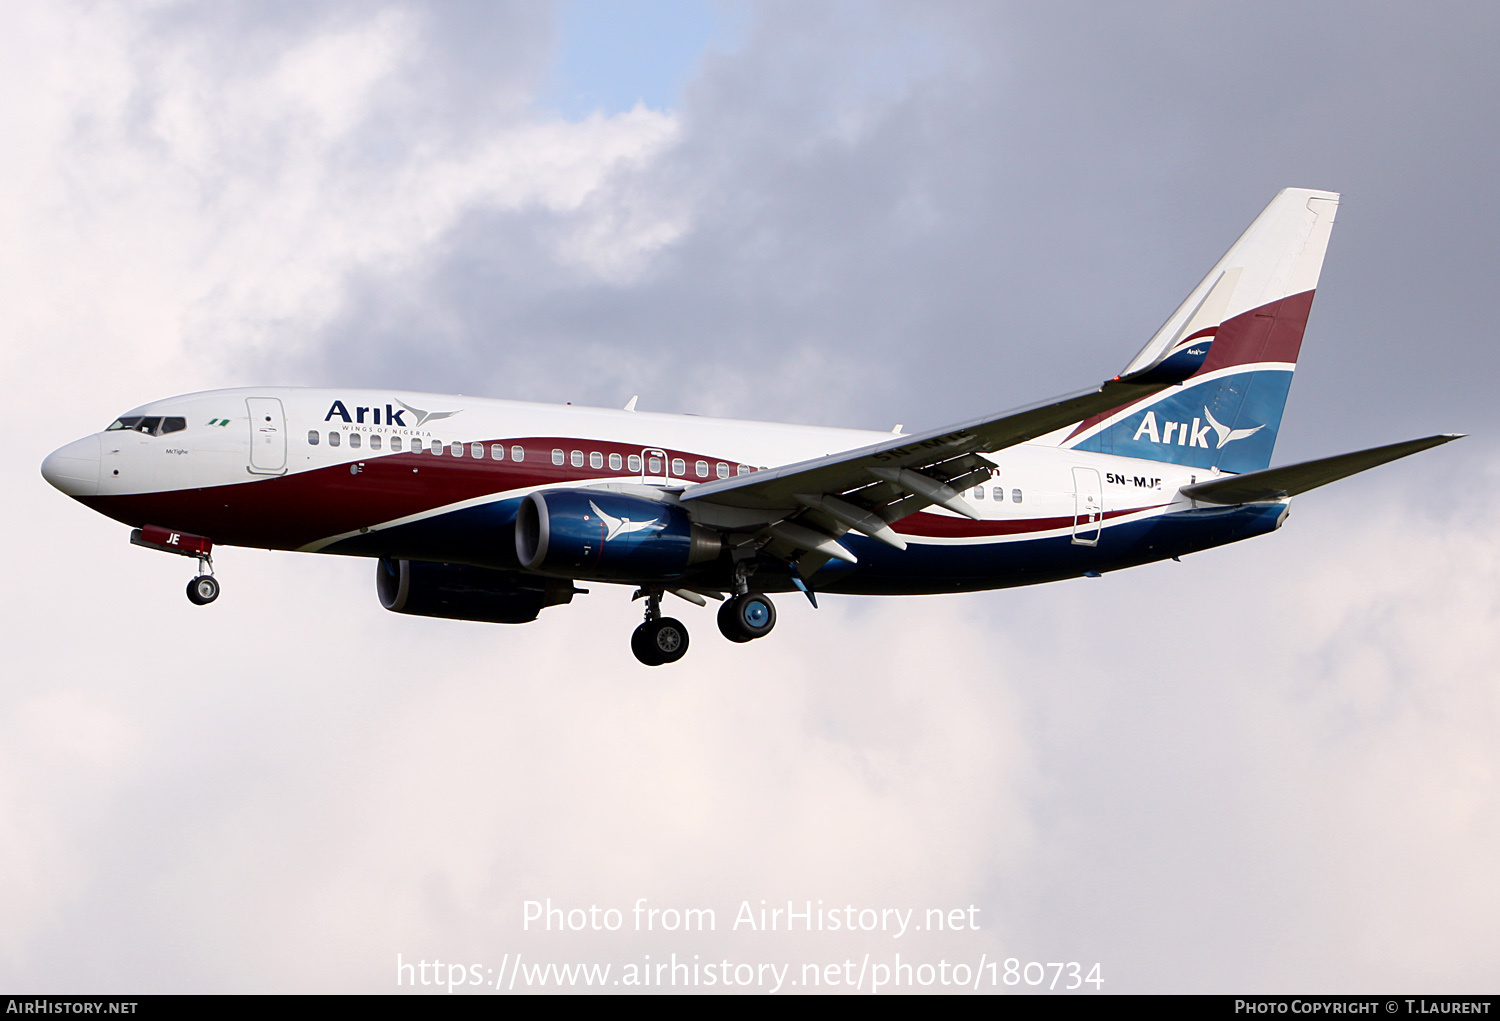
[1065,188,1339,474]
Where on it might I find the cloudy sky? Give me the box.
[3,0,1497,994]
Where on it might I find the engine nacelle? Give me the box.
[377,558,575,624]
[515,489,721,580]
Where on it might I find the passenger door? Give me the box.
[1071,467,1102,546]
[247,397,287,474]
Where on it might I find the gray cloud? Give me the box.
[284,3,1500,445]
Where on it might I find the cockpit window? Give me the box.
[106,415,186,436]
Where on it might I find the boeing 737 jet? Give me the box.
[41,189,1459,664]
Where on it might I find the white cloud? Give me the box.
[0,1,681,420]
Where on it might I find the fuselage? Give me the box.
[41,387,1284,596]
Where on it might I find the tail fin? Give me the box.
[1065,188,1339,474]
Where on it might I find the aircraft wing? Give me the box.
[676,283,1229,572]
[1179,434,1464,505]
[680,357,1208,570]
[684,376,1182,514]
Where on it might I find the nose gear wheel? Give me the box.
[187,573,220,605]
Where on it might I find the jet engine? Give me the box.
[515,489,721,580]
[377,558,576,624]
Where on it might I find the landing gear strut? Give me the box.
[130,526,220,606]
[631,587,689,666]
[717,592,776,643]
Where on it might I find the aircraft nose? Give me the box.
[41,434,102,497]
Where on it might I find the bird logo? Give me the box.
[1203,407,1265,449]
[394,399,461,427]
[589,500,663,541]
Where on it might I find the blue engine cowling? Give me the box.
[377,558,576,624]
[515,489,721,581]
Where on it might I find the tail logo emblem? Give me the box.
[589,500,663,541]
[1203,407,1265,449]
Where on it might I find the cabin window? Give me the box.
[695,460,709,478]
[471,443,483,459]
[491,444,505,460]
[511,445,524,462]
[431,442,443,455]
[328,432,340,447]
[410,438,423,453]
[717,462,730,479]
[552,449,564,465]
[451,441,463,457]
[590,451,603,469]
[349,433,362,449]
[571,450,584,467]
[1012,488,1022,503]
[391,437,403,452]
[608,452,622,470]
[992,486,1003,501]
[369,434,382,450]
[973,486,985,499]
[629,454,642,472]
[647,456,661,474]
[671,458,685,476]
[307,430,319,445]
[736,465,750,476]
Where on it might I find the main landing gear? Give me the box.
[717,592,777,643]
[631,588,689,666]
[628,586,779,665]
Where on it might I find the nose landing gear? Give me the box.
[186,567,220,605]
[130,525,220,606]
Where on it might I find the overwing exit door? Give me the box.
[640,447,668,484]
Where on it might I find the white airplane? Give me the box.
[41,188,1460,664]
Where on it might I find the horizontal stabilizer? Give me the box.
[1180,435,1464,505]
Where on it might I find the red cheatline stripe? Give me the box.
[893,505,1164,539]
